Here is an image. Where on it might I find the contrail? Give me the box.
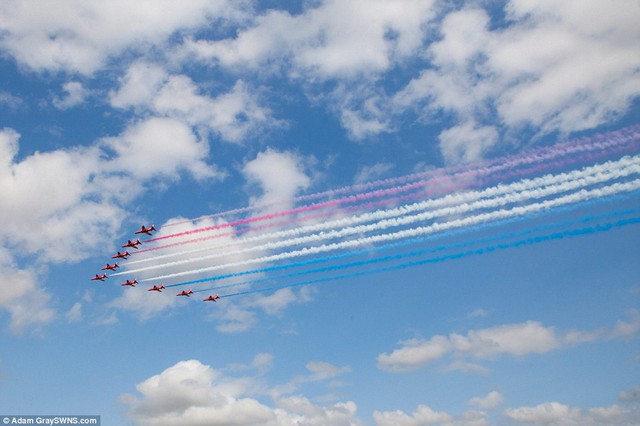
[140,177,640,282]
[119,155,640,277]
[145,128,639,243]
[220,216,640,299]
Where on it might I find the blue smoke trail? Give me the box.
[220,216,640,299]
[165,191,639,290]
[198,208,638,294]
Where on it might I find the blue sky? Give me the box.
[1,1,639,425]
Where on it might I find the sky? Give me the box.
[1,0,640,425]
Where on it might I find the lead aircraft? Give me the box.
[91,273,107,281]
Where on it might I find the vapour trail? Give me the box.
[188,206,639,293]
[146,129,640,243]
[119,156,640,277]
[132,140,639,258]
[141,178,640,283]
[220,216,640,299]
[160,125,639,229]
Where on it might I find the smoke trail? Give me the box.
[132,140,640,258]
[123,155,640,271]
[220,216,640,299]
[160,125,640,229]
[189,206,640,294]
[121,156,640,277]
[147,129,640,242]
[140,178,640,282]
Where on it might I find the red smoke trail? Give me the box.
[135,143,637,257]
[161,125,640,229]
[143,130,639,246]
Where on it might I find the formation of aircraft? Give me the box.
[90,224,222,302]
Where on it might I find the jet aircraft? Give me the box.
[121,279,138,287]
[112,251,131,260]
[101,263,119,271]
[148,285,165,292]
[176,290,193,297]
[122,239,142,249]
[203,295,220,302]
[91,274,107,281]
[135,225,156,236]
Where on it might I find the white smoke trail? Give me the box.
[141,176,640,282]
[121,155,640,272]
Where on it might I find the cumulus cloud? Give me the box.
[101,116,218,181]
[52,81,88,109]
[122,359,362,426]
[0,112,223,331]
[242,149,311,212]
[186,0,437,79]
[375,386,640,426]
[0,0,248,74]
[377,315,640,373]
[0,248,55,333]
[394,1,640,160]
[110,64,280,143]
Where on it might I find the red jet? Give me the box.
[91,273,107,281]
[176,290,193,297]
[122,239,142,249]
[203,295,220,302]
[101,263,119,271]
[135,225,156,236]
[121,279,138,287]
[148,285,165,292]
[112,251,131,260]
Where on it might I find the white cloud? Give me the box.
[0,248,55,333]
[354,163,395,185]
[242,149,311,212]
[0,128,123,263]
[110,63,279,143]
[186,0,437,79]
[374,385,640,426]
[0,0,248,74]
[394,1,640,159]
[52,81,87,109]
[438,122,499,164]
[65,302,83,323]
[377,316,640,373]
[109,62,169,109]
[469,391,504,410]
[122,358,362,426]
[101,116,218,181]
[373,404,486,426]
